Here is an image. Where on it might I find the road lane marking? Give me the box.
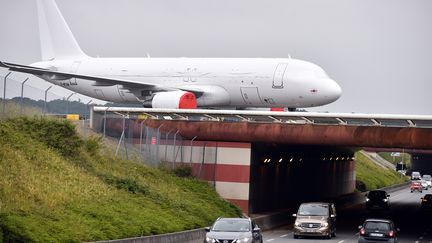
[266,239,275,242]
[415,241,419,243]
[279,234,288,237]
[338,240,344,243]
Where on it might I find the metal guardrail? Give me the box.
[92,107,432,128]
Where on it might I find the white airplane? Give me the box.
[0,0,342,110]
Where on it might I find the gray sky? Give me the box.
[0,0,431,114]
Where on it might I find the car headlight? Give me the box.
[238,237,252,242]
[295,221,301,227]
[321,222,329,228]
[383,198,388,202]
[205,236,216,243]
[366,198,370,202]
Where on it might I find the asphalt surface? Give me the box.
[193,186,432,243]
[262,186,432,243]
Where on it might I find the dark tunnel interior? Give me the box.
[249,143,356,213]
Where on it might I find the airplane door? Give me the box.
[273,63,287,88]
[241,87,263,105]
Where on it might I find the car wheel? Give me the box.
[327,232,332,239]
[332,230,337,238]
[410,190,413,193]
[293,234,299,239]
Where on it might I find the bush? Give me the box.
[10,117,82,157]
[84,136,103,156]
[173,166,193,178]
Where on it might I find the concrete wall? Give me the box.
[162,141,252,214]
[411,153,432,175]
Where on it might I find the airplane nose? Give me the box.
[326,79,342,102]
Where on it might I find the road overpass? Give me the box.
[90,107,432,214]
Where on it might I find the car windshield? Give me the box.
[298,204,329,216]
[423,175,431,180]
[212,220,250,232]
[365,222,390,231]
[369,191,386,198]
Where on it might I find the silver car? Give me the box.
[423,175,432,188]
[204,217,263,243]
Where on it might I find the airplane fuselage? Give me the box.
[34,57,341,108]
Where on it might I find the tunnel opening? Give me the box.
[249,143,356,213]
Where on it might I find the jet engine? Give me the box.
[151,91,197,109]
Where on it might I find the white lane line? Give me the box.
[266,239,275,242]
[338,240,344,243]
[279,234,288,238]
[415,241,419,243]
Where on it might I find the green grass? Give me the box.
[0,117,240,242]
[355,151,409,192]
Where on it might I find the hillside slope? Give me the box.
[355,151,409,191]
[0,117,240,242]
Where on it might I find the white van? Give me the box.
[411,171,421,180]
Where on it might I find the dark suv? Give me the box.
[421,194,432,211]
[204,217,263,243]
[365,190,390,210]
[358,218,399,243]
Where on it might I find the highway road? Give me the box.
[262,186,432,243]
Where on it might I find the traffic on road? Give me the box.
[261,186,431,243]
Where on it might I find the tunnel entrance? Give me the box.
[249,143,356,213]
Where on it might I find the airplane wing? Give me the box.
[0,61,204,96]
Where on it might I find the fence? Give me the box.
[92,111,218,183]
[0,71,218,183]
[0,72,98,142]
[0,72,96,118]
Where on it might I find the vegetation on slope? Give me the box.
[377,152,412,168]
[355,151,409,192]
[0,117,240,243]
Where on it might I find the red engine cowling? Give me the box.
[151,91,197,109]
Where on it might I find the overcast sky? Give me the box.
[0,0,431,114]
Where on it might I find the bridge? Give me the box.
[90,107,432,214]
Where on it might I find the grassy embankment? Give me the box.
[377,152,411,168]
[355,151,409,192]
[0,117,240,242]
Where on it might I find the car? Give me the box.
[411,171,421,180]
[422,174,432,188]
[365,190,390,210]
[292,202,337,239]
[411,181,423,193]
[204,217,263,243]
[421,194,432,211]
[358,218,399,243]
[420,179,429,190]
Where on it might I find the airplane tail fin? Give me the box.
[36,0,87,60]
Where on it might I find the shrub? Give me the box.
[84,136,103,156]
[173,165,193,178]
